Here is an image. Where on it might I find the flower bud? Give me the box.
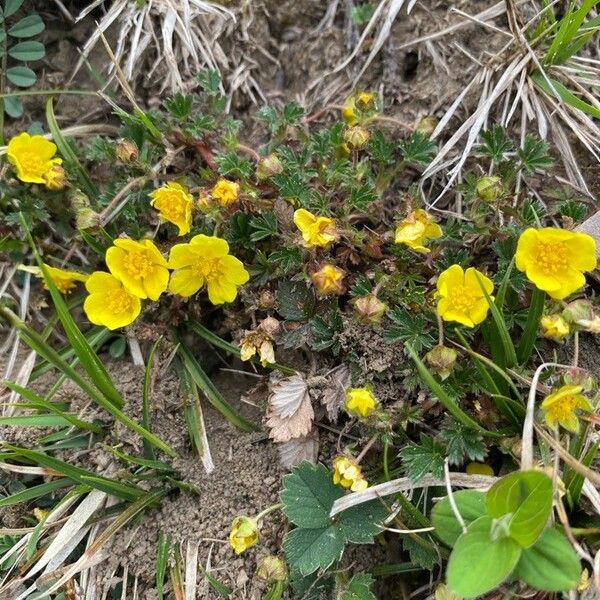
[44,165,67,191]
[311,264,346,296]
[465,462,494,476]
[257,556,287,582]
[425,345,458,380]
[540,314,570,340]
[256,154,283,181]
[76,207,101,231]
[259,316,281,338]
[562,367,596,392]
[258,290,277,310]
[415,116,437,138]
[562,299,595,325]
[115,139,138,163]
[343,126,370,149]
[229,516,258,554]
[355,92,376,112]
[476,175,504,202]
[354,294,387,325]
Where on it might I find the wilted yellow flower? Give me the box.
[540,314,570,340]
[345,387,377,418]
[516,227,596,300]
[541,384,593,433]
[43,165,67,191]
[149,182,194,236]
[394,209,442,253]
[257,556,287,582]
[293,209,338,248]
[22,264,89,294]
[436,265,494,328]
[212,178,240,206]
[229,516,258,554]
[311,264,346,295]
[332,456,368,492]
[7,132,62,184]
[115,139,138,163]
[168,234,249,304]
[354,294,387,325]
[105,239,169,301]
[465,462,494,476]
[240,330,276,366]
[83,272,141,330]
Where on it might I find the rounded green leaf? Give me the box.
[3,0,24,18]
[447,516,521,598]
[514,528,581,592]
[8,40,45,61]
[486,470,553,547]
[4,96,23,118]
[431,490,487,546]
[6,65,36,87]
[8,13,44,38]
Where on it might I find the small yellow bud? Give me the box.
[415,116,437,138]
[465,462,494,476]
[256,154,283,181]
[540,314,570,340]
[257,556,287,582]
[476,176,504,202]
[212,178,240,206]
[343,126,370,149]
[311,264,346,296]
[44,165,67,191]
[229,516,258,554]
[356,92,376,112]
[354,294,387,325]
[425,345,458,380]
[345,387,377,418]
[115,139,139,163]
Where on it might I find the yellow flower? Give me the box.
[332,456,368,492]
[540,314,570,340]
[43,165,67,191]
[83,272,141,330]
[7,132,62,184]
[168,234,249,304]
[342,92,377,126]
[229,516,258,554]
[293,208,338,248]
[212,178,240,206]
[240,331,275,366]
[516,227,597,300]
[22,264,89,294]
[345,388,377,418]
[436,265,494,328]
[149,182,194,236]
[541,384,593,433]
[105,239,169,301]
[311,264,346,295]
[394,209,442,253]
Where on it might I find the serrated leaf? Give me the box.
[321,364,351,422]
[277,280,315,321]
[8,40,45,61]
[3,0,24,18]
[399,434,445,482]
[403,535,439,570]
[281,462,342,528]
[513,528,581,592]
[447,516,521,598]
[399,132,436,166]
[342,573,376,600]
[6,65,36,87]
[266,375,314,443]
[336,500,387,544]
[284,526,345,575]
[486,470,552,548]
[279,433,319,470]
[431,490,487,546]
[8,13,44,37]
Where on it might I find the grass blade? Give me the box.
[516,287,545,364]
[142,337,162,460]
[0,478,73,508]
[531,72,600,119]
[406,343,502,438]
[156,531,171,600]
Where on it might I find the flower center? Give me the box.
[536,241,569,275]
[548,395,578,421]
[123,251,152,279]
[448,285,477,313]
[106,288,134,314]
[20,152,47,176]
[192,257,222,281]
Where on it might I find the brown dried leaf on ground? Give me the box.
[278,430,319,469]
[321,364,351,422]
[266,374,314,442]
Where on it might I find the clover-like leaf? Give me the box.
[431,490,487,546]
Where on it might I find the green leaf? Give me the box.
[284,526,345,575]
[342,573,376,600]
[7,13,44,37]
[281,462,343,528]
[532,71,600,119]
[478,125,513,164]
[514,528,581,592]
[164,93,193,118]
[403,535,439,570]
[4,95,23,118]
[156,531,170,600]
[399,434,445,482]
[250,212,278,241]
[3,0,24,18]
[486,470,553,548]
[8,40,45,61]
[447,516,521,598]
[516,287,545,364]
[398,132,437,166]
[6,65,36,87]
[197,69,221,95]
[336,500,387,543]
[0,478,72,508]
[431,490,487,546]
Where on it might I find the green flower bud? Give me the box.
[415,116,437,138]
[476,176,504,202]
[343,126,370,149]
[257,556,287,582]
[256,154,283,180]
[425,345,458,380]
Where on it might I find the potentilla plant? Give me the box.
[2,70,599,598]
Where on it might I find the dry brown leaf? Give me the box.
[278,431,319,470]
[321,364,351,422]
[266,375,314,443]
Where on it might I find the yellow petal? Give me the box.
[168,268,204,297]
